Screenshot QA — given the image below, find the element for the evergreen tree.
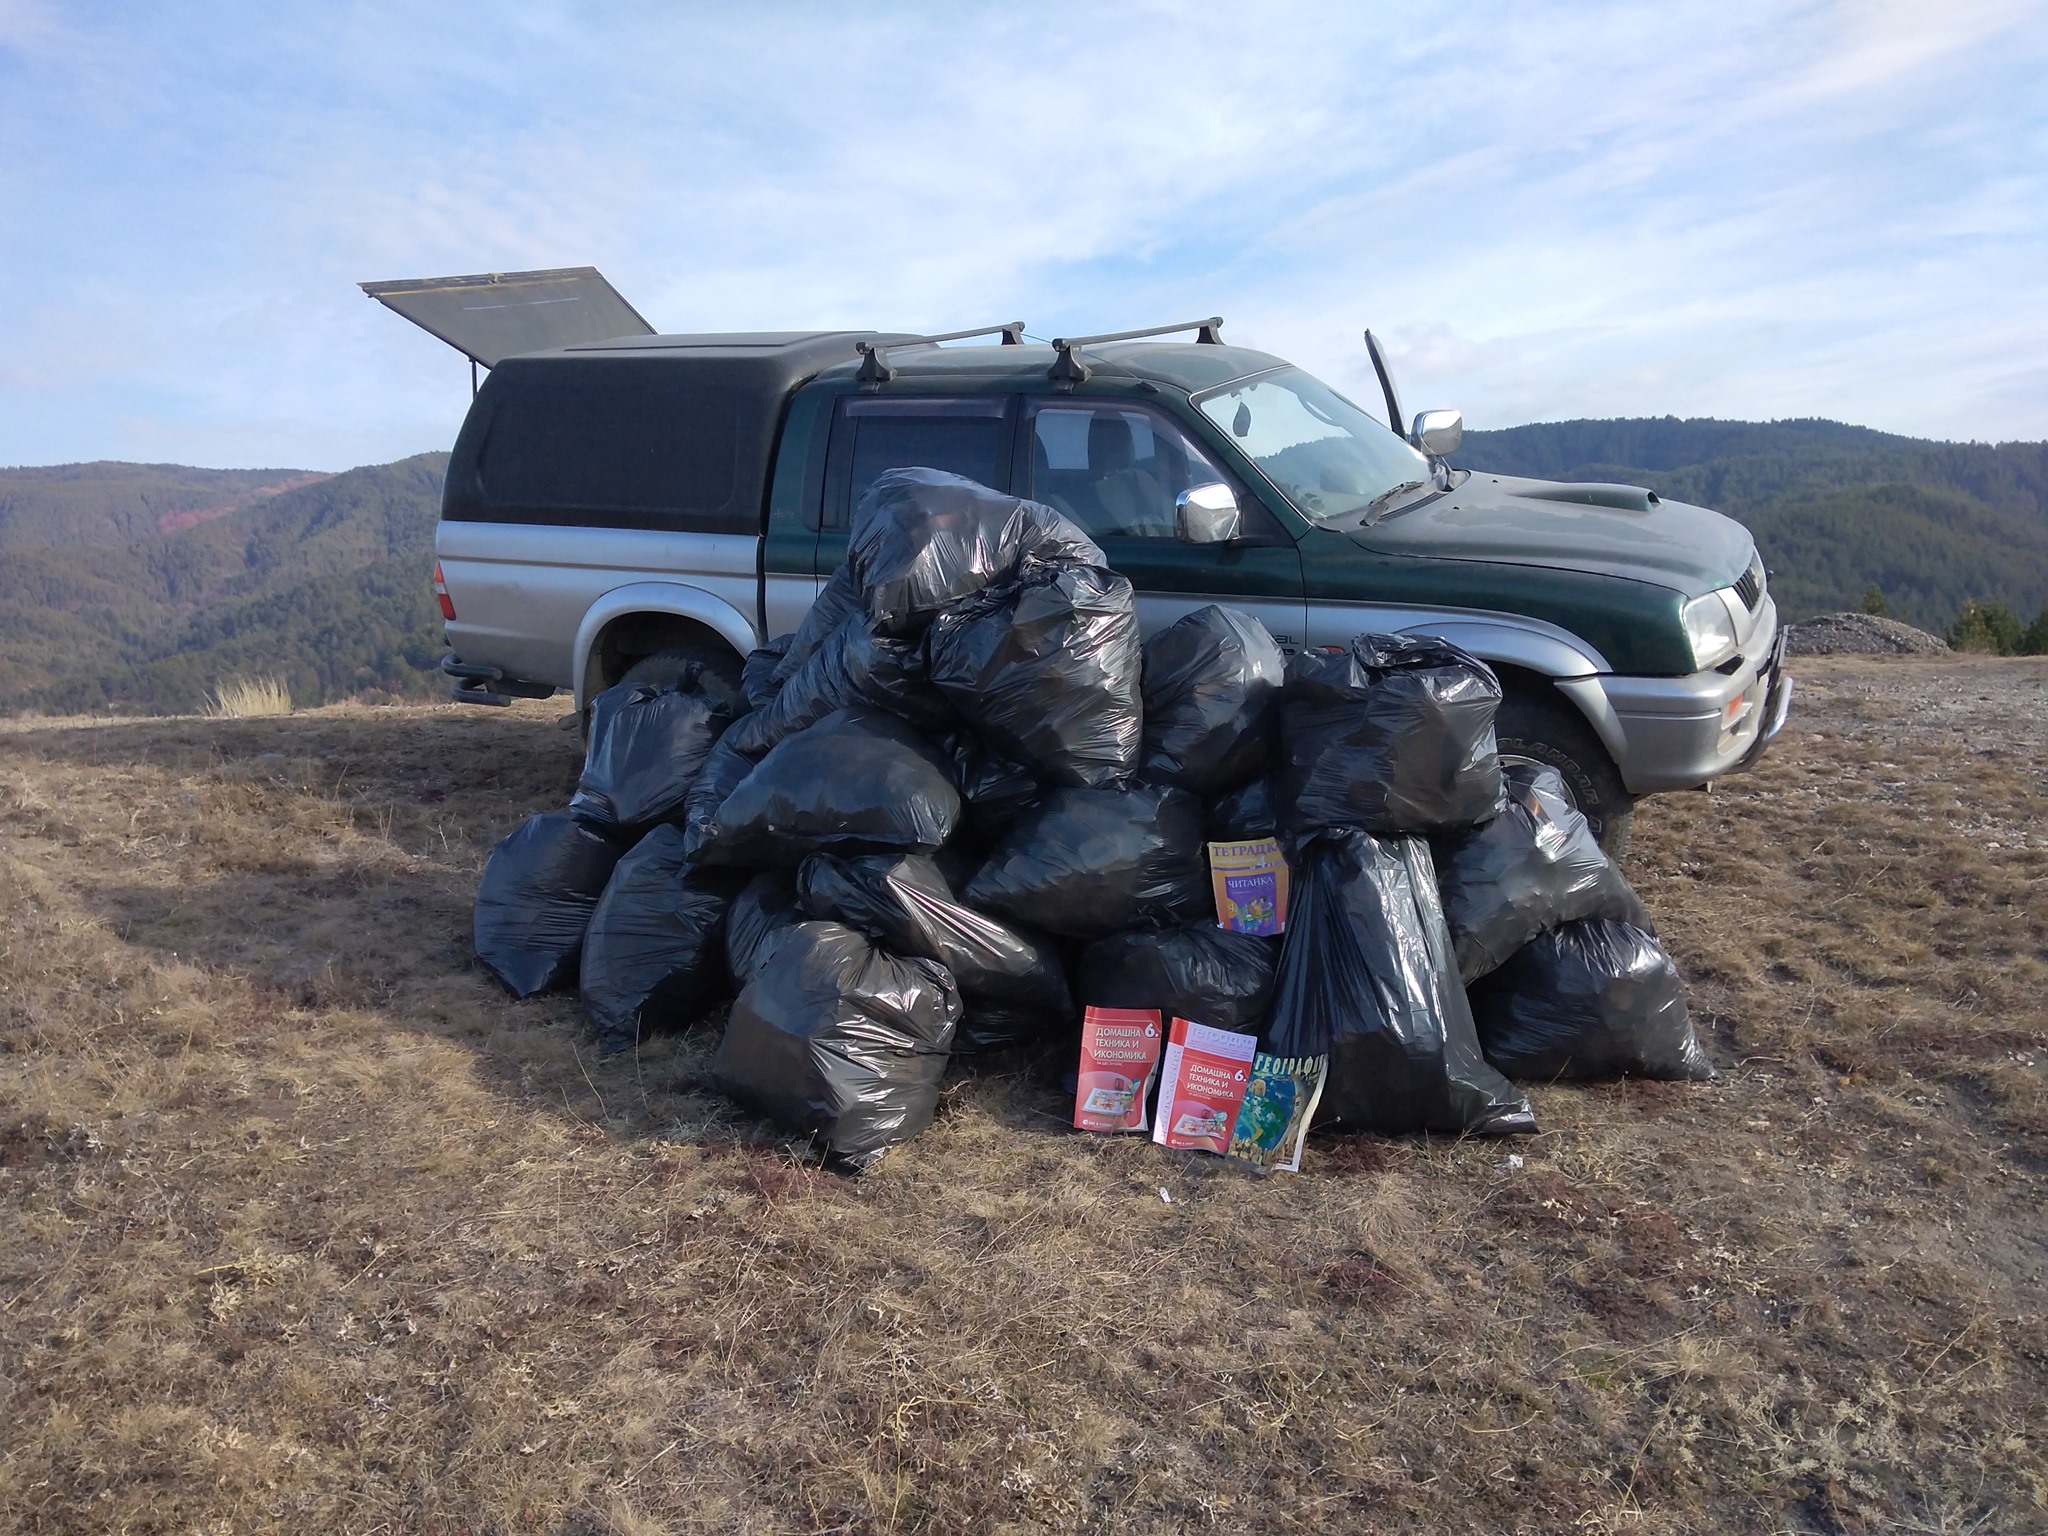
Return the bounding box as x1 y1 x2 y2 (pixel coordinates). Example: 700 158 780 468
1860 584 1888 617
1947 599 2023 654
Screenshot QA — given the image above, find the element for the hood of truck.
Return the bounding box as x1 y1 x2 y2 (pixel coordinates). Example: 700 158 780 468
1349 473 1755 596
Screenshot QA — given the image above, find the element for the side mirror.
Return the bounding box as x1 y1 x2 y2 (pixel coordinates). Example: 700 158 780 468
1411 409 1462 458
1175 482 1242 544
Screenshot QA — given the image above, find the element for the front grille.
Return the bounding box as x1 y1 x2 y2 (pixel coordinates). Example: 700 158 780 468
1733 555 1765 613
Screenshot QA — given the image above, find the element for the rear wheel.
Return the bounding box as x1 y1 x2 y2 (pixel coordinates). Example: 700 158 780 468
618 640 742 706
1494 691 1634 860
583 639 744 743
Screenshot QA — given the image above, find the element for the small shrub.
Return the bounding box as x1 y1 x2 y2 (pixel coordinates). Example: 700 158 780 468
1861 584 1889 617
203 675 293 718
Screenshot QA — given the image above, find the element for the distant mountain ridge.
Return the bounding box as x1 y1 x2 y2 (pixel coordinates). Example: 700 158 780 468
1459 417 2048 631
0 454 448 714
0 462 328 549
2 415 2043 717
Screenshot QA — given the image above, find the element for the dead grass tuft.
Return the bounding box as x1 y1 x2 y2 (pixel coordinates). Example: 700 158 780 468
0 660 2044 1532
202 673 292 718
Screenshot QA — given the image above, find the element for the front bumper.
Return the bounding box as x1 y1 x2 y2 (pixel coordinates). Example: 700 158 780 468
1582 608 1790 794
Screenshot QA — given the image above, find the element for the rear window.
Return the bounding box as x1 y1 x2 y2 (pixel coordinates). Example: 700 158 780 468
475 364 745 531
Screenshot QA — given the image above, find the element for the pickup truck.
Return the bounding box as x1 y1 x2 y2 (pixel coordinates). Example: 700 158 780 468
427 317 1789 853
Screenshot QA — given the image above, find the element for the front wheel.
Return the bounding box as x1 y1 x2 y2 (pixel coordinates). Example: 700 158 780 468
1494 691 1634 860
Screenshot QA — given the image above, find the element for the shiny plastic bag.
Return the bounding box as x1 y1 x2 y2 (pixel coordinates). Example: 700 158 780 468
945 732 1044 847
963 783 1209 939
725 612 949 757
926 562 1143 789
579 826 738 1054
773 562 863 684
1138 605 1285 795
1277 634 1504 839
711 920 962 1169
704 707 962 866
678 734 761 866
725 868 805 982
1433 763 1651 983
570 679 733 836
1078 925 1277 1034
798 851 1071 1052
849 466 1104 636
1266 829 1535 1135
741 636 791 712
1471 918 1714 1082
1205 775 1279 842
473 812 626 999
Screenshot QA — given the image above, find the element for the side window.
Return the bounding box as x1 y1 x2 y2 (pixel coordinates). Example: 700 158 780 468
818 397 1011 529
1025 402 1237 540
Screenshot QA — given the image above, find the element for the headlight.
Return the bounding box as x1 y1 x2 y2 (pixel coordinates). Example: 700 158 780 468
1682 591 1740 669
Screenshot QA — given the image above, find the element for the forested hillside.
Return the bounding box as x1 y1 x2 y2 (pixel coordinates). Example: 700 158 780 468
1459 418 2048 633
0 462 326 549
0 455 448 714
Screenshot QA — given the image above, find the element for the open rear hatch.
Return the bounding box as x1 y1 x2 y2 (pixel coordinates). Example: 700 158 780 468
360 266 653 368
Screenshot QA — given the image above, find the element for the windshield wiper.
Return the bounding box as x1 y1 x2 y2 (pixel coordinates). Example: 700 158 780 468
1357 479 1429 525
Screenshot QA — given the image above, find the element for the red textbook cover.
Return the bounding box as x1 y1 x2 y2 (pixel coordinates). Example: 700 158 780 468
1152 1017 1258 1154
1074 1006 1164 1133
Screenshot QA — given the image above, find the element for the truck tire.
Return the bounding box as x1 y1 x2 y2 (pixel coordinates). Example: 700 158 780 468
1494 691 1634 861
619 640 742 707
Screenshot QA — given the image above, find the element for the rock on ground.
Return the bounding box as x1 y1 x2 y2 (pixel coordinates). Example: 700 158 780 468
1785 612 1949 656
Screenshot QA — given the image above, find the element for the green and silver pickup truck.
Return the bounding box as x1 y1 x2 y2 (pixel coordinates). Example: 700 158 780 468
417 313 1788 853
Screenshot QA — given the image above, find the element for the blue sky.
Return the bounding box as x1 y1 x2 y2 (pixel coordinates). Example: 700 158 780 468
2 0 2043 470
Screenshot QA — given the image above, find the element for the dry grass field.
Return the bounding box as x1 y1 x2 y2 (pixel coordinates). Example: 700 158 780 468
2 653 2044 1534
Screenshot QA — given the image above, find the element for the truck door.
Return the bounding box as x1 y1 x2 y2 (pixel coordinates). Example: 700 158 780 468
808 395 1017 579
1021 400 1307 651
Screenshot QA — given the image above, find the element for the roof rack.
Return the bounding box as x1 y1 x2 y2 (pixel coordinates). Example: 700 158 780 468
855 321 1026 384
1048 316 1224 386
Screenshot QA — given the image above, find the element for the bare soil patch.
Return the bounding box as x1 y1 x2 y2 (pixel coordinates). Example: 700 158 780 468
2 655 2044 1533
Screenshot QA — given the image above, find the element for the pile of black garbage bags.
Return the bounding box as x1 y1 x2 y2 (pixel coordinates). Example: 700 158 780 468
473 467 1713 1170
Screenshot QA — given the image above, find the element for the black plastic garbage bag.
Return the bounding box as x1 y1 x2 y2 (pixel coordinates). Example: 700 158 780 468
726 869 805 982
1138 605 1285 795
963 783 1209 939
926 562 1142 788
741 636 791 712
712 920 962 1169
678 734 761 865
1266 830 1535 1135
569 679 733 836
579 826 739 1055
1277 635 1504 839
725 613 949 756
1471 918 1714 1082
704 707 962 866
1078 925 1277 1034
474 812 626 999
1433 763 1652 983
946 732 1043 846
798 852 1071 1052
1205 775 1279 842
849 466 1104 636
773 562 864 685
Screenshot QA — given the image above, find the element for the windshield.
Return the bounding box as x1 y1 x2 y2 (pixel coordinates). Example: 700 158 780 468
1196 366 1432 523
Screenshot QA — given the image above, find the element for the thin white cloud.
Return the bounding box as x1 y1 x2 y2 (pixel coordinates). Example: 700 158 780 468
0 0 2042 468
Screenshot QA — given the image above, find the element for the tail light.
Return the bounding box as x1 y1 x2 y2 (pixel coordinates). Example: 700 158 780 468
433 562 456 621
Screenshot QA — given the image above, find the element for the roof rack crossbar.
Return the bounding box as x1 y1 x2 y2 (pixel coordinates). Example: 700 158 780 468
855 321 1027 383
1048 316 1224 386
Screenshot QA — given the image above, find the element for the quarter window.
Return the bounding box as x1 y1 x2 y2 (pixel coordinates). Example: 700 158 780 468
820 397 1010 529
